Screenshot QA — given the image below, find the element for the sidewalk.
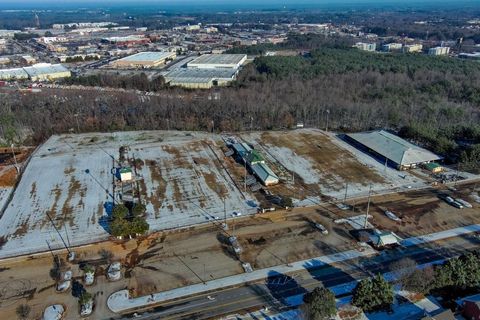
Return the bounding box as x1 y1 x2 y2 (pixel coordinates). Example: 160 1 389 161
107 223 480 313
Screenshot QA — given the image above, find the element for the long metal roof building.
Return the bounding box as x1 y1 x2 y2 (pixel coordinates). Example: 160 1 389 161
187 54 247 69
346 130 441 169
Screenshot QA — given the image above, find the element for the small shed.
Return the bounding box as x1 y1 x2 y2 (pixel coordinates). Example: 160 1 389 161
119 167 133 182
251 163 279 186
370 231 401 247
424 162 444 173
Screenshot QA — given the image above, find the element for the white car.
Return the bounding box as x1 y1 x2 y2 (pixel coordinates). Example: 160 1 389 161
314 223 329 235
455 198 473 208
242 262 253 273
56 280 71 292
107 262 122 281
232 211 242 217
63 270 72 281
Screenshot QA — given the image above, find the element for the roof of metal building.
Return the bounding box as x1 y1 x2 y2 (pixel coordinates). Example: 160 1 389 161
187 54 246 66
164 68 236 83
347 130 441 166
23 63 70 77
251 163 279 184
0 67 29 78
117 51 175 62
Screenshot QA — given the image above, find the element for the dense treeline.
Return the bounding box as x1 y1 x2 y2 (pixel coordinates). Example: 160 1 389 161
236 46 480 169
63 73 166 92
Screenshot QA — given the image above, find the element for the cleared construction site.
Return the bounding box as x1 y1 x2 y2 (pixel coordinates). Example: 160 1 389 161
0 128 477 259
0 129 479 319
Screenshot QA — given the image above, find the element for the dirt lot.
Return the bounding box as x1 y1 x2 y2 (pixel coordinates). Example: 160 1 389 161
259 130 385 187
0 205 356 320
333 183 480 238
234 129 426 207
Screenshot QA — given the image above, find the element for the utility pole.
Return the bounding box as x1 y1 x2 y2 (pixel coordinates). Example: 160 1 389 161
74 113 80 133
454 162 460 188
343 182 349 203
10 143 18 173
46 212 71 255
63 221 71 248
223 196 227 229
364 184 372 229
244 160 247 193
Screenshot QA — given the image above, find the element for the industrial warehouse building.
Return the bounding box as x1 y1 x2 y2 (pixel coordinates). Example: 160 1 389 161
0 63 70 81
187 54 247 69
23 63 71 81
164 68 237 89
346 130 441 170
164 53 246 88
0 67 29 80
111 51 176 69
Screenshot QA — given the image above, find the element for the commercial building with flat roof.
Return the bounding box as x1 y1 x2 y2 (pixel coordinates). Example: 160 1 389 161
187 54 247 69
382 43 402 52
23 63 71 81
403 44 423 53
164 68 237 89
346 130 441 170
0 63 71 81
354 42 376 52
111 51 176 68
428 47 450 56
0 68 29 80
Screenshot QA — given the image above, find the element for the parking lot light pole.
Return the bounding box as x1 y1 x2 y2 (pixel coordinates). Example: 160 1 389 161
11 143 18 173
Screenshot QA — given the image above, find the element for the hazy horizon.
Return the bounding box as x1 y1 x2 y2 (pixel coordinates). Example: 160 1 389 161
1 0 478 12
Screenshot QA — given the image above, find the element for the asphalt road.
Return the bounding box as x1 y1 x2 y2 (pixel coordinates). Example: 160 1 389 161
117 233 480 320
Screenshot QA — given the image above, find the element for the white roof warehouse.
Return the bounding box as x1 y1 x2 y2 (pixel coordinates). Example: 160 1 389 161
0 63 71 81
111 51 176 68
187 54 247 69
346 130 441 170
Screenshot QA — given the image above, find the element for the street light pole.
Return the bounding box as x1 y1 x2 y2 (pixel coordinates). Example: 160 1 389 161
244 160 247 192
364 184 372 229
10 143 18 173
74 113 80 133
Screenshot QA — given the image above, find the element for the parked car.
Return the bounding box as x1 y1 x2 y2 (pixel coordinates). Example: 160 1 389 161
439 194 464 208
242 262 253 273
314 223 329 235
455 198 472 208
107 262 122 281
